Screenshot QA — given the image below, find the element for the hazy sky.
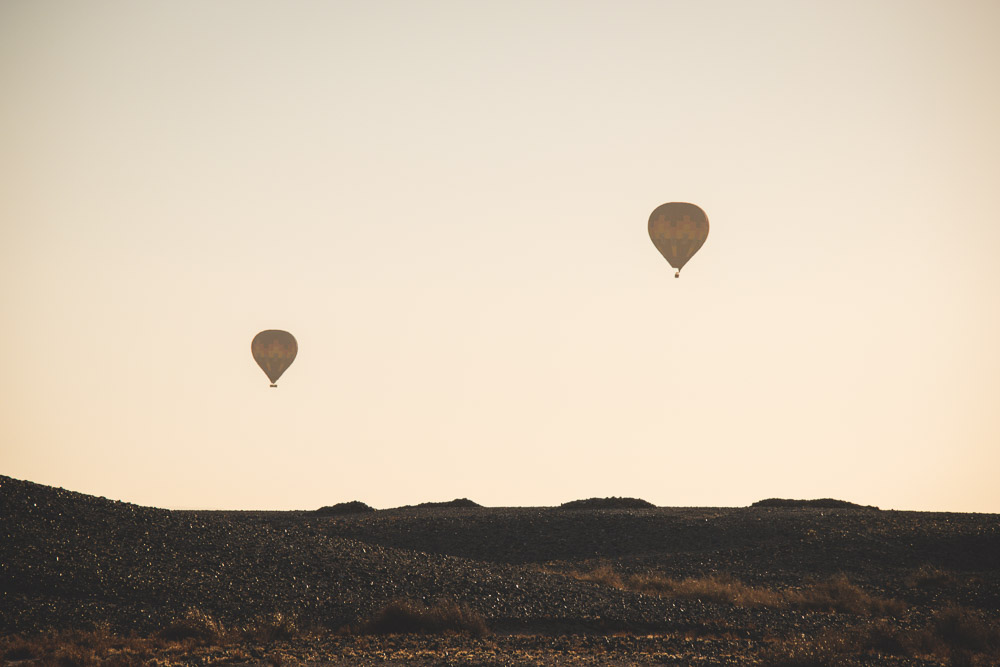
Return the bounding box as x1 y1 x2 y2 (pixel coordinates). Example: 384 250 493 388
3 1 998 512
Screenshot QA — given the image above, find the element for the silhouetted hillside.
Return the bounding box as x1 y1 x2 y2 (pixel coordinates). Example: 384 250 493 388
3 474 999 665
560 497 656 509
405 498 482 509
752 498 880 510
314 500 376 515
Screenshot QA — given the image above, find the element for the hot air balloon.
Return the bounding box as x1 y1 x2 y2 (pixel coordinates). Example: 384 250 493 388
251 330 297 387
648 202 709 277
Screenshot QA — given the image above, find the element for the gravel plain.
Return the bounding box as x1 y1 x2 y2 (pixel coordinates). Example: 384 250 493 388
2 475 998 665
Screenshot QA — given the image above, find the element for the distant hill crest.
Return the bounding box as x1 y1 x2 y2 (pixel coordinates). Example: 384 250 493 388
751 498 880 510
560 497 656 510
314 501 376 515
411 498 481 509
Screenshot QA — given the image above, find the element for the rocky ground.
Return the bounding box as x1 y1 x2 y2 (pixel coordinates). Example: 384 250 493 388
2 475 998 665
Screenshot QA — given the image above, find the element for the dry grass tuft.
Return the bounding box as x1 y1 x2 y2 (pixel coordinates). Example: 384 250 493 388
567 566 904 615
569 564 625 589
932 605 999 654
158 607 225 643
241 611 300 643
761 607 1000 666
787 574 906 616
762 624 913 666
2 635 37 661
627 572 786 607
354 599 488 637
906 564 960 590
0 627 156 666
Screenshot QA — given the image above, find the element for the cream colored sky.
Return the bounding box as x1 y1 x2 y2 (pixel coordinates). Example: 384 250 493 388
2 1 998 512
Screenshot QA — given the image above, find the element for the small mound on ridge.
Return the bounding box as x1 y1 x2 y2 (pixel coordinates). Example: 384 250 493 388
413 498 481 509
560 497 655 510
314 500 376 515
751 498 880 510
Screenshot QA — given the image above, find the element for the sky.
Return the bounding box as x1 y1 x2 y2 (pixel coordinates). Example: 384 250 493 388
2 0 999 512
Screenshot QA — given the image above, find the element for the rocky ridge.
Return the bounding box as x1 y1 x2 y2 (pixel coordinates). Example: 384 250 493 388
2 475 999 664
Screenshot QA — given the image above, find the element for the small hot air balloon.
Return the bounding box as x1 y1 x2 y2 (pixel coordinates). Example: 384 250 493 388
648 202 709 277
251 330 297 387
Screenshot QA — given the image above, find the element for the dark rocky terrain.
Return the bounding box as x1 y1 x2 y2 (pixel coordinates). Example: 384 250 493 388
2 474 998 665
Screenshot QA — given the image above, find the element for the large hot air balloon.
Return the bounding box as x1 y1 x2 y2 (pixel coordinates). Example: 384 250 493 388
648 202 709 277
251 330 297 387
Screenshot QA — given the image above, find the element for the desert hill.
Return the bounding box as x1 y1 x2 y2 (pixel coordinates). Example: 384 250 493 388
2 475 998 664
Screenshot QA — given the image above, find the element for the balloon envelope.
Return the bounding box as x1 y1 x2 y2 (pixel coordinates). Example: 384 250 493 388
648 202 709 275
251 330 297 387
